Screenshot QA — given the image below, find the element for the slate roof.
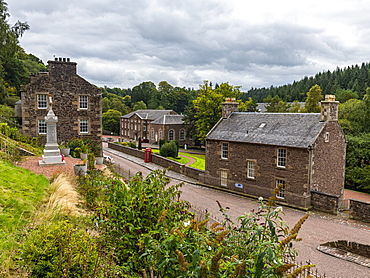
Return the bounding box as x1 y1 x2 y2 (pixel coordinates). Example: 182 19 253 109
206 112 326 148
121 110 176 120
150 114 184 125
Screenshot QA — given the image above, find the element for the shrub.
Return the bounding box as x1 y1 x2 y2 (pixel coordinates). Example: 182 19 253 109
20 221 102 277
160 141 178 158
99 170 191 271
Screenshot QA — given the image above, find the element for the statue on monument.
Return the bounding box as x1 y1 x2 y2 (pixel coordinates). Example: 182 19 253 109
39 96 66 166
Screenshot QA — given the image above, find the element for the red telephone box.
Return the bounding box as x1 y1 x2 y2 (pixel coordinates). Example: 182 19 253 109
144 148 152 163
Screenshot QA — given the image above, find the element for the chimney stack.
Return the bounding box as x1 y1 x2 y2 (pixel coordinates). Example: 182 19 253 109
222 98 239 119
320 95 339 122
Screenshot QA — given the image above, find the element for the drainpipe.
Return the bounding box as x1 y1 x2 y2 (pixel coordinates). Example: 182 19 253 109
307 145 314 207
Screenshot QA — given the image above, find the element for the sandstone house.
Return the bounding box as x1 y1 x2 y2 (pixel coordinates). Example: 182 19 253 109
19 58 102 145
205 96 346 209
120 110 192 145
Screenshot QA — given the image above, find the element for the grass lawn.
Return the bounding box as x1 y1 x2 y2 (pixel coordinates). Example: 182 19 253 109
0 160 49 272
152 149 205 170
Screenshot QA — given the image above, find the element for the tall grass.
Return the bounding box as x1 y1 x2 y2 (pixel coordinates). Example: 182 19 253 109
34 173 82 223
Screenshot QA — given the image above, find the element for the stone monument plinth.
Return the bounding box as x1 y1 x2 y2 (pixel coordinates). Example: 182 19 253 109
39 99 66 167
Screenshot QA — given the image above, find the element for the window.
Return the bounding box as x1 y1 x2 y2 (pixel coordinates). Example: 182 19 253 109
37 94 47 109
38 120 47 134
151 129 155 140
169 129 174 141
159 129 162 140
221 142 229 159
79 95 88 109
277 148 286 168
275 179 285 199
325 132 329 142
246 160 255 179
220 169 228 186
179 129 185 140
80 119 88 133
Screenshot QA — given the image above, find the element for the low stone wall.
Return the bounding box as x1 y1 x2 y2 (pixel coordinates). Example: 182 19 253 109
107 142 205 181
350 199 370 223
311 191 340 214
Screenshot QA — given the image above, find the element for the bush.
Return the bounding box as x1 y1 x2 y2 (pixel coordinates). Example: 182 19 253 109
99 170 191 271
160 141 178 158
20 221 104 277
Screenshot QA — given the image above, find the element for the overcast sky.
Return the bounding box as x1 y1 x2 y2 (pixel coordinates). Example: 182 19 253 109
8 0 370 91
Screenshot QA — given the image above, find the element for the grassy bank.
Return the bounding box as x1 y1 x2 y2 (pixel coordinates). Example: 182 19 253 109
0 160 49 274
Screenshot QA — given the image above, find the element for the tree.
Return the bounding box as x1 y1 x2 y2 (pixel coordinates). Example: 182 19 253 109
335 89 359 103
263 95 290 112
102 109 122 134
303 85 323 113
192 81 242 143
243 97 258 112
289 100 302 113
132 100 147 111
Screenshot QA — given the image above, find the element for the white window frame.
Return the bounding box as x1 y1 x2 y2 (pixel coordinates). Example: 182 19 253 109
79 95 88 109
221 142 229 159
37 94 48 109
220 169 228 186
179 129 185 140
38 119 47 134
169 129 174 141
246 160 255 179
275 179 285 199
325 132 329 142
80 119 89 133
277 148 287 168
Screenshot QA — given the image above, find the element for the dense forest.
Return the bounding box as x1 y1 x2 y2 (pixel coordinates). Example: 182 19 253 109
243 63 370 102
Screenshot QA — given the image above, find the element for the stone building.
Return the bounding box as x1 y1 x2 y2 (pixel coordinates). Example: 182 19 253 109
120 110 177 142
20 58 102 145
149 114 193 146
205 96 346 209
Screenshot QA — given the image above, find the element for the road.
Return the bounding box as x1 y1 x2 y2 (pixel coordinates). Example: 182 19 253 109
103 145 370 278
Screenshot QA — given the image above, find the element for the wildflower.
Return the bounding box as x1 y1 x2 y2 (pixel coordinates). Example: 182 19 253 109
208 245 212 251
258 197 264 201
184 220 191 227
275 206 283 212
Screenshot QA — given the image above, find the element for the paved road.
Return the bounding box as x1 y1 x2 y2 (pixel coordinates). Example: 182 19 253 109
103 145 370 278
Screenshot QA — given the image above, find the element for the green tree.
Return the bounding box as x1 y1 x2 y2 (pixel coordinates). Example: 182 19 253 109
192 81 242 143
132 100 147 111
335 89 359 103
243 96 258 112
263 95 290 112
102 109 122 134
303 85 323 113
289 100 302 113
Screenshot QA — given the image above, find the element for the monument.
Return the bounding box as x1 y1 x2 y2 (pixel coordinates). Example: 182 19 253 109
39 97 66 167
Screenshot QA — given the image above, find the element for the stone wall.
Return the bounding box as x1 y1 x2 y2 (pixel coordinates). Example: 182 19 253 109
350 199 370 223
107 142 205 180
311 191 340 214
205 140 311 208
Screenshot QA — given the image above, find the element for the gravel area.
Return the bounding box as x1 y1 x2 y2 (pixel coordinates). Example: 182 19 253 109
18 156 104 179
